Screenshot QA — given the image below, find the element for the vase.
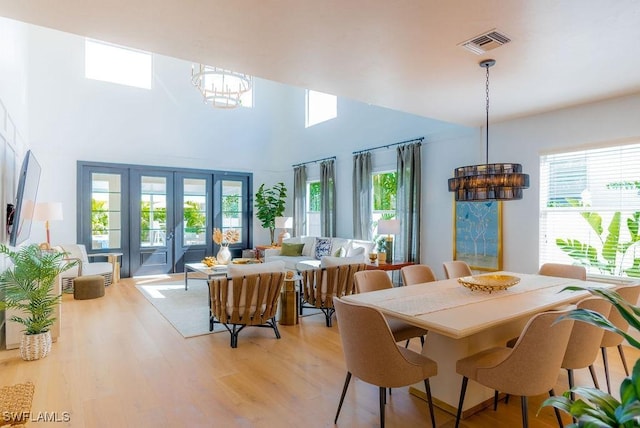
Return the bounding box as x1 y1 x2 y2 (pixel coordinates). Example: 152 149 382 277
20 331 52 361
217 245 232 265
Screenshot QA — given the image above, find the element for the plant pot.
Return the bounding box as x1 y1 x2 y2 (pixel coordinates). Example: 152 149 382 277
217 246 232 265
20 331 52 361
378 252 387 264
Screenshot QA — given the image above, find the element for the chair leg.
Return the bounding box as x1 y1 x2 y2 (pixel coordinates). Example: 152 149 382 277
520 396 528 428
617 344 630 375
588 364 600 389
455 376 468 428
269 317 281 339
404 339 410 348
549 389 563 428
379 386 386 428
567 368 575 401
602 347 612 394
334 372 352 424
494 390 499 410
505 394 510 404
424 379 436 428
420 335 425 348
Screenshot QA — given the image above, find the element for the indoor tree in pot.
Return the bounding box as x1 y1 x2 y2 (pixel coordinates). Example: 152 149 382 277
255 182 287 245
0 244 77 361
541 286 640 426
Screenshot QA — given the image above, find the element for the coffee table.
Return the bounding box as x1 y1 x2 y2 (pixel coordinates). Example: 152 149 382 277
184 262 227 290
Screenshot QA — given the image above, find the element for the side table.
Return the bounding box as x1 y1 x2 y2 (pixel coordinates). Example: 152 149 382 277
366 261 415 286
279 274 301 325
90 252 123 283
255 245 281 261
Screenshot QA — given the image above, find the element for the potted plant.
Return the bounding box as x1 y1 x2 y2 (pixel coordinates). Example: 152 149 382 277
541 285 640 426
255 182 287 245
0 244 77 360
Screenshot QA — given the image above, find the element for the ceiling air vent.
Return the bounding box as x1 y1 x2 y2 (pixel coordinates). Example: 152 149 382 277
459 29 511 55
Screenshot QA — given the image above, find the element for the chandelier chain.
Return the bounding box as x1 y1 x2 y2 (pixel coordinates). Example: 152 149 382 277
485 61 490 164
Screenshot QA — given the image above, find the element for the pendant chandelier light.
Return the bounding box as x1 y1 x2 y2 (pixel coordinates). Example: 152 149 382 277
448 59 529 201
191 64 252 109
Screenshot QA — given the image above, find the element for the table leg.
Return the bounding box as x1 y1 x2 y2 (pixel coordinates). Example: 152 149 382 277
184 268 189 290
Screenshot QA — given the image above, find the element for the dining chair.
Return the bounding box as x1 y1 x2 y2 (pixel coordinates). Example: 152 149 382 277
454 309 574 428
401 264 437 286
209 261 285 348
299 263 366 327
354 270 427 348
443 260 472 279
538 263 586 280
562 297 611 399
333 297 438 428
600 284 640 393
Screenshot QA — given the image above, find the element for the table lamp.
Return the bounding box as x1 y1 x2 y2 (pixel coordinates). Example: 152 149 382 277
377 219 400 263
275 216 293 246
34 202 63 249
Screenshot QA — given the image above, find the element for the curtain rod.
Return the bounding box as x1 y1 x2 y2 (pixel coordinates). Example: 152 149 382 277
352 137 424 155
292 156 336 168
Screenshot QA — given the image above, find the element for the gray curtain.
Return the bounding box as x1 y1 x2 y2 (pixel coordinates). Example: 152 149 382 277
293 165 307 237
352 152 372 240
320 159 336 237
396 143 421 262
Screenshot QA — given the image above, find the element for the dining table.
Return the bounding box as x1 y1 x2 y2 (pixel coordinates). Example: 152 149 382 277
341 271 614 418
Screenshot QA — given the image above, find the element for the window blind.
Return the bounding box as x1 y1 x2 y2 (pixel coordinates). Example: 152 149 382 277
539 142 640 279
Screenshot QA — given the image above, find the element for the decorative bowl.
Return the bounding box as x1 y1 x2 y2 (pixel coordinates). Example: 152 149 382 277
457 274 520 293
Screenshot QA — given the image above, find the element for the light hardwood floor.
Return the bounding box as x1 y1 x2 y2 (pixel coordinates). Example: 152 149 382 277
1 275 637 427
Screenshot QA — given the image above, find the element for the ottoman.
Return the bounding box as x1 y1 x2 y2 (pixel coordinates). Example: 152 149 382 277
73 275 105 300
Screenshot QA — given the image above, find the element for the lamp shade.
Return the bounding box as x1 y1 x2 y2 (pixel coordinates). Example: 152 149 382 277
377 219 400 235
33 202 63 221
275 216 293 229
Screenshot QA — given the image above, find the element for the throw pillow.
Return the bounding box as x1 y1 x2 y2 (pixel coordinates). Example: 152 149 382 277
314 237 332 260
280 243 305 257
320 255 363 267
346 246 365 258
333 246 346 257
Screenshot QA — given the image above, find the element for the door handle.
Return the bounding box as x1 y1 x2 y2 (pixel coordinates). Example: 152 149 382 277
167 231 175 241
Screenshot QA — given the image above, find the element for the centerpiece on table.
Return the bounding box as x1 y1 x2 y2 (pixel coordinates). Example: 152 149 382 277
213 228 240 265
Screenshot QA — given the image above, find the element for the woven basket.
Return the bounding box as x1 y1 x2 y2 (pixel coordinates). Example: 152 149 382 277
20 331 52 361
0 382 35 425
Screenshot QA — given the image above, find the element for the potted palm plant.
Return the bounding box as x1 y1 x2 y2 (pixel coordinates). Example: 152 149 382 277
0 244 77 360
255 182 287 245
541 285 640 426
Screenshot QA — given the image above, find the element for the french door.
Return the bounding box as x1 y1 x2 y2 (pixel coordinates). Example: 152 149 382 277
78 162 252 277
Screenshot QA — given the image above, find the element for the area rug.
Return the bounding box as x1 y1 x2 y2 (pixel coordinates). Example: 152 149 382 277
135 276 225 338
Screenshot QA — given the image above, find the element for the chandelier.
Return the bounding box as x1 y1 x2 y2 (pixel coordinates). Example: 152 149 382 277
191 64 252 109
448 59 529 201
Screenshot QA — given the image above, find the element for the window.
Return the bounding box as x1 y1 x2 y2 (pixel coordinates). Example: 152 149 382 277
221 180 244 242
305 90 337 128
372 171 397 235
91 173 122 250
306 181 321 236
85 39 152 89
540 143 640 279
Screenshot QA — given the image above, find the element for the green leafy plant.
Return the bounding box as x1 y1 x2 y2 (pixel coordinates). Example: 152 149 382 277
541 286 640 426
556 206 640 277
0 244 78 335
183 200 206 234
255 182 287 245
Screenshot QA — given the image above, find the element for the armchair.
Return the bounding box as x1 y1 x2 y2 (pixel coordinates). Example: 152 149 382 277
57 244 113 291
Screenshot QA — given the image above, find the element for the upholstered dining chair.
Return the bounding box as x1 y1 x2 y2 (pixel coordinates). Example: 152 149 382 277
354 270 427 348
208 261 285 348
299 262 366 327
600 284 640 393
443 260 472 279
538 263 587 280
333 297 438 428
561 297 611 399
454 310 574 428
401 264 437 286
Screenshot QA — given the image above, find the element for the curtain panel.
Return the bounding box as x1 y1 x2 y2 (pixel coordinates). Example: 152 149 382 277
352 152 372 240
396 143 421 262
320 159 337 237
293 165 307 237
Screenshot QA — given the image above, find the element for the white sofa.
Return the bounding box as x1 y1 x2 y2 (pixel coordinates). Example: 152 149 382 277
264 236 375 271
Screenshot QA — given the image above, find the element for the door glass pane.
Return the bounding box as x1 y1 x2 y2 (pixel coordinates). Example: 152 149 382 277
183 178 207 245
222 180 243 242
91 173 122 249
141 176 167 247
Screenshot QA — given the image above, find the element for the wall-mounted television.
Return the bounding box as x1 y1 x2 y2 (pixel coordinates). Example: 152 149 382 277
7 150 41 247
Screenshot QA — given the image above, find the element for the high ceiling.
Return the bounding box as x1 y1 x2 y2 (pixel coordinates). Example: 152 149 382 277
1 0 640 126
